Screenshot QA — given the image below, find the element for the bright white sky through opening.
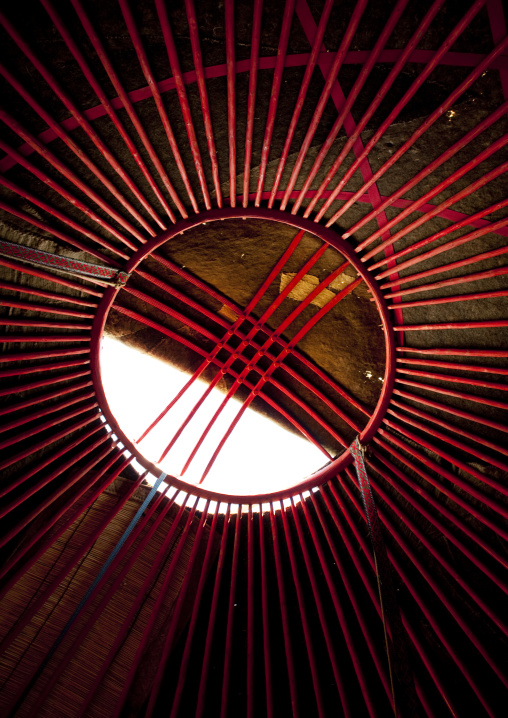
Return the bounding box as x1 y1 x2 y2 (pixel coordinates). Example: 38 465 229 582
100 337 325 497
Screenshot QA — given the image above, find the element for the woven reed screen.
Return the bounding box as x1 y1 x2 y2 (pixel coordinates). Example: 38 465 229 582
0 476 216 718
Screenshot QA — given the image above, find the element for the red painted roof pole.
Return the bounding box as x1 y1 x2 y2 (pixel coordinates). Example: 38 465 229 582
119 0 199 214
40 0 166 229
184 0 222 207
155 0 211 210
255 0 296 206
267 0 334 208
329 30 508 228
70 0 180 221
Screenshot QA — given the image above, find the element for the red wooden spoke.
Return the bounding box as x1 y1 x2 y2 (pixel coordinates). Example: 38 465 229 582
396 366 508 393
0 421 102 503
134 268 230 329
246 505 255 718
290 497 354 715
302 0 446 220
0 60 155 238
151 246 371 410
393 319 508 332
398 346 508 357
0 298 94 319
147 498 213 718
23 483 179 717
167 503 221 718
0 389 93 430
374 431 502 544
0 443 128 595
70 0 180 222
377 426 508 538
394 380 508 434
396 355 508 377
395 374 508 411
39 0 165 229
225 0 236 208
0 319 90 334
370 196 508 274
0 281 98 307
218 502 242 718
0 7 162 232
242 0 263 208
77 490 192 718
193 277 361 483
0 347 90 362
0 429 111 554
255 0 296 206
3 46 508 178
0 137 138 252
279 503 327 717
0 378 93 419
194 505 232 718
0 334 91 344
360 147 508 262
269 503 300 716
380 246 508 295
337 473 499 717
290 0 409 216
184 0 222 207
0 108 148 244
362 135 508 263
334 33 508 236
340 470 507 713
0 407 98 476
322 0 493 228
118 0 199 214
268 0 334 208
327 477 460 716
392 385 508 436
280 0 368 211
0 452 133 607
293 0 407 333
388 287 508 310
110 494 197 718
387 404 508 473
257 507 274 717
363 457 508 635
317 485 393 702
136 358 212 444
327 67 505 231
0 367 92 400
0 189 125 262
0 399 97 454
299 494 380 717
155 0 211 210
371 444 507 572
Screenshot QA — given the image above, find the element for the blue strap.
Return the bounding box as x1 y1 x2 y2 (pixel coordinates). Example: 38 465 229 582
64 471 167 631
30 472 167 679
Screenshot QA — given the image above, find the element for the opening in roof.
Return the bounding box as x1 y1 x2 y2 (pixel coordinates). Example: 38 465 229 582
92 209 395 503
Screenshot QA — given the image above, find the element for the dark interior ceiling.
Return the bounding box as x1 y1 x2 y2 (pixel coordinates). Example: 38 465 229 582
0 0 507 715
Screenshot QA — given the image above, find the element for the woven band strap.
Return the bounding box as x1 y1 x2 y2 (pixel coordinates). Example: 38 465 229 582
0 239 130 286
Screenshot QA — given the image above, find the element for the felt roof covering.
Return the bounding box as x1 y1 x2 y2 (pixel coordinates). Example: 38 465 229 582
0 0 507 715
